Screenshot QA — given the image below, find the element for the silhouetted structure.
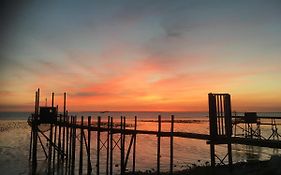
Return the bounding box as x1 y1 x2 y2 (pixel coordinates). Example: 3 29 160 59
28 89 281 175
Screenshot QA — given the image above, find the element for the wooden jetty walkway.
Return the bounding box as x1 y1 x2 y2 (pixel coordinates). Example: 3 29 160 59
28 89 281 175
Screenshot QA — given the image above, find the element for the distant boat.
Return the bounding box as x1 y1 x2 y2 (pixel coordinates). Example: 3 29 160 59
100 111 109 113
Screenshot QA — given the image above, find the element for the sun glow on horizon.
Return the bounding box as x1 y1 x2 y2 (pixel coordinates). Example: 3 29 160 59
1 1 281 112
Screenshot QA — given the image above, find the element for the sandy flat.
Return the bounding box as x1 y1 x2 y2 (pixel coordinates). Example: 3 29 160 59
0 120 30 175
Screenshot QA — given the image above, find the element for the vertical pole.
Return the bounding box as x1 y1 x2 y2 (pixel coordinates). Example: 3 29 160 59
120 116 125 174
71 116 77 175
36 88 40 116
210 144 215 168
157 115 161 175
29 126 33 161
79 116 84 175
63 92 66 116
34 91 38 115
124 117 126 172
51 91 55 173
68 116 73 174
132 116 137 174
57 115 62 172
106 116 110 175
97 116 101 175
123 117 126 174
62 92 66 160
209 93 217 168
110 117 113 175
32 90 39 174
170 115 174 174
65 115 69 175
224 95 233 168
220 95 224 135
48 123 53 174
51 92 54 108
53 120 57 173
87 116 92 175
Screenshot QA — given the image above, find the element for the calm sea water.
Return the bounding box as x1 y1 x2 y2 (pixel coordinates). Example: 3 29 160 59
0 111 280 174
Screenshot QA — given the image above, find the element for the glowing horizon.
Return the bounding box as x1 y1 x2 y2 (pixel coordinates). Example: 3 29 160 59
1 1 281 112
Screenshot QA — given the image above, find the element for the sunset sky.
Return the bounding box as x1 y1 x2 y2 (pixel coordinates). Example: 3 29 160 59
1 0 281 112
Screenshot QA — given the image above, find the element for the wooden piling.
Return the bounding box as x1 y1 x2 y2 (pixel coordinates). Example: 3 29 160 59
29 127 33 161
121 116 125 174
49 91 54 174
106 116 110 175
97 116 101 175
71 116 77 175
68 116 73 174
57 115 62 171
110 117 113 175
32 90 39 174
31 120 38 174
157 115 161 175
51 92 54 107
133 116 137 174
48 123 53 173
208 93 217 167
123 117 126 174
53 120 57 173
65 115 69 175
170 115 174 174
62 92 66 161
79 116 84 175
224 95 233 168
87 116 92 175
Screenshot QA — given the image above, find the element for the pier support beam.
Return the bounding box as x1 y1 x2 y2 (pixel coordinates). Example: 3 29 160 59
170 115 174 174
132 116 137 174
97 116 101 175
157 115 161 175
79 116 84 175
87 116 92 175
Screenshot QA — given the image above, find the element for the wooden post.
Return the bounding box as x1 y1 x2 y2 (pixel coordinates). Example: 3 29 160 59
29 127 33 161
224 95 233 168
70 116 73 174
53 119 57 173
120 116 125 174
208 93 217 167
51 91 55 173
51 92 54 107
65 115 69 174
57 115 62 171
110 117 113 175
170 115 174 174
157 115 161 175
62 92 66 160
133 116 137 174
68 116 73 174
48 123 53 174
32 90 39 174
97 116 101 175
87 116 92 175
79 116 84 175
71 116 77 175
132 116 137 174
106 116 110 175
219 95 224 135
123 116 126 173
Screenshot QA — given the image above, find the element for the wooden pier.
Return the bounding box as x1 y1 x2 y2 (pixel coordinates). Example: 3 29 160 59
28 89 281 174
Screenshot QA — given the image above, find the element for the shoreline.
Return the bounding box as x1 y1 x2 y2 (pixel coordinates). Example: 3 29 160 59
125 156 281 175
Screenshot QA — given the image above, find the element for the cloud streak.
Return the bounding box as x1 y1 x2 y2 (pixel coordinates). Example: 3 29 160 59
1 1 281 111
